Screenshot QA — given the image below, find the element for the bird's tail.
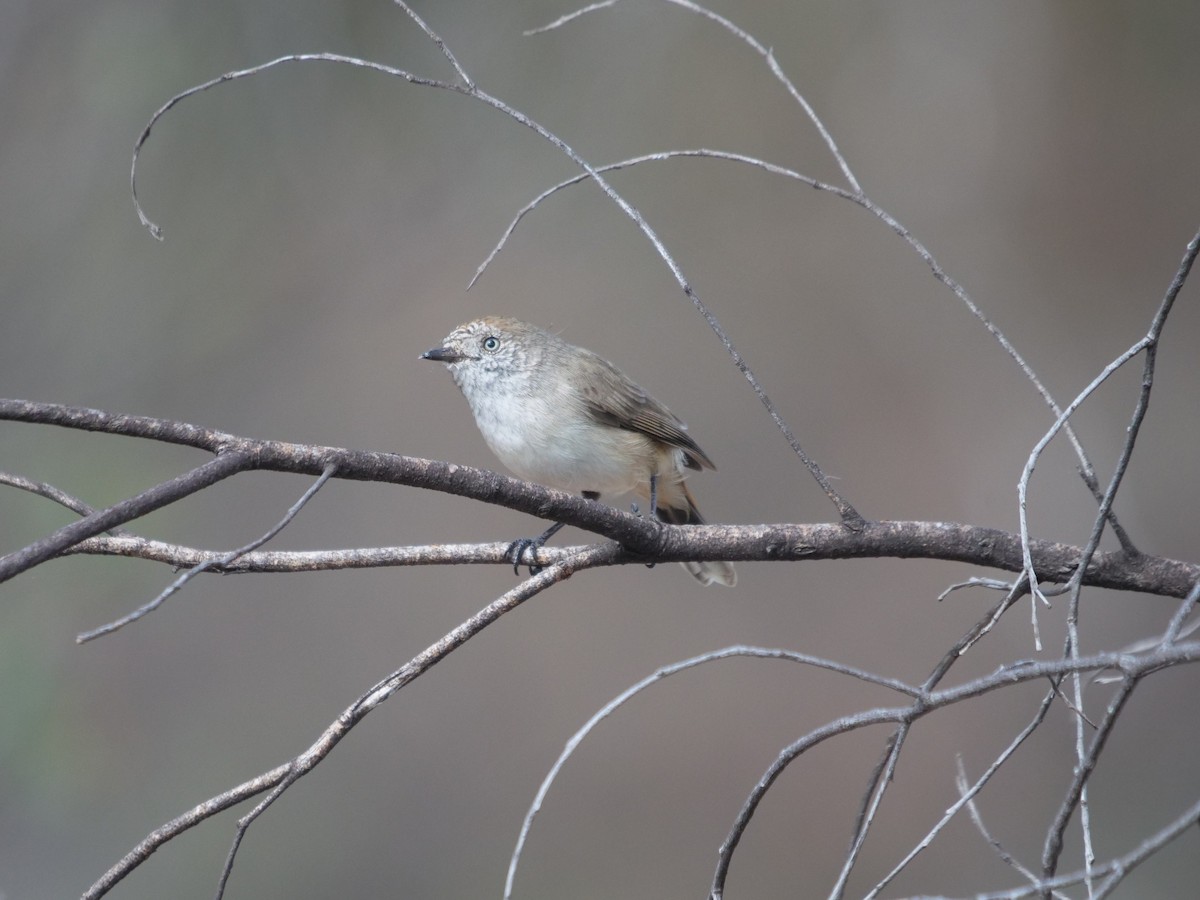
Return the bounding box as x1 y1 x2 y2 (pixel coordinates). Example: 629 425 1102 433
657 481 737 587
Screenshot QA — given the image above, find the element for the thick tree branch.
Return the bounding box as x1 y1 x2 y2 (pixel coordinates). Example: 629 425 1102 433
0 449 254 583
2 399 1196 598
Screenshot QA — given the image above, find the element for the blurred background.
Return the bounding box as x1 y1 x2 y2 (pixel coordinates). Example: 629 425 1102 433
2 1 1199 897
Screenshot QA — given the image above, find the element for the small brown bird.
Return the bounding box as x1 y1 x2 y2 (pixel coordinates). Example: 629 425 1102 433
422 316 736 586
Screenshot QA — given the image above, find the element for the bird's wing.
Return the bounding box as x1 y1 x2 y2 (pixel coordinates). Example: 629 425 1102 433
579 352 716 471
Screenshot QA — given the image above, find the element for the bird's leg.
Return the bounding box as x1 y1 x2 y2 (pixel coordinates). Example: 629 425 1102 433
630 474 658 519
506 491 601 576
644 474 658 569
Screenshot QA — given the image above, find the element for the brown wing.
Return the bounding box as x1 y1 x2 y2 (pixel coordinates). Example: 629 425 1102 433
579 350 716 471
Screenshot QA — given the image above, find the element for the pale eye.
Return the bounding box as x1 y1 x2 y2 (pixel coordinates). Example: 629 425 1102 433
482 335 501 352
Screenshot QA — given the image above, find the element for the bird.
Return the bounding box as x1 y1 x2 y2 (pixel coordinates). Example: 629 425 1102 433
421 316 736 586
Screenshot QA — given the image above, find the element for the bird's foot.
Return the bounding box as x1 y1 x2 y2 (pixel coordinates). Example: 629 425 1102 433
506 520 566 576
506 537 542 576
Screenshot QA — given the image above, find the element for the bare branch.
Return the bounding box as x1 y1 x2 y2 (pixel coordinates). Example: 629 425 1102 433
1024 228 1200 887
80 761 294 900
0 449 253 584
7 6 1192 897
920 793 1200 898
708 644 1200 899
836 583 1036 896
1161 579 1200 646
527 0 862 193
1040 676 1138 889
937 576 1017 602
75 464 338 643
506 646 919 900
65 534 594 572
524 0 621 35
1089 796 1200 898
81 544 615 900
866 693 1061 898
468 149 824 289
662 0 862 192
391 0 474 88
832 722 910 899
0 470 128 535
956 757 1072 900
131 53 466 240
1019 228 1200 606
3 403 1196 598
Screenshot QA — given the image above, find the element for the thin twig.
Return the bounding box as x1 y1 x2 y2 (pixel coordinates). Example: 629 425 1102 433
1018 228 1200 619
505 646 919 900
0 450 254 584
1017 338 1159 616
1089 797 1200 898
524 0 621 35
467 150 823 290
131 54 468 239
204 547 610 900
936 576 1017 602
662 0 862 192
956 757 1073 900
391 0 474 88
831 723 909 899
526 0 861 192
865 692 1061 898
1161 578 1200 646
707 643 1200 900
0 471 129 535
927 793 1200 899
1030 229 1199 892
1040 676 1139 890
81 545 614 900
75 464 338 643
834 586 1030 897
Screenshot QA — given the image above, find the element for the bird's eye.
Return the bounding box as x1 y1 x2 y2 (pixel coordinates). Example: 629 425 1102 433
481 335 501 352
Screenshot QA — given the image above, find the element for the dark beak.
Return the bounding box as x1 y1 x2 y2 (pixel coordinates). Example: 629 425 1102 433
421 346 466 362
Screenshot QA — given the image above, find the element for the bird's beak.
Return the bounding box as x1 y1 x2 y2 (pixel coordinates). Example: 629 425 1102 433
421 346 466 363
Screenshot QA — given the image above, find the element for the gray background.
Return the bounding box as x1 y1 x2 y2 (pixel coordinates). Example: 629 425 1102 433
2 2 1198 897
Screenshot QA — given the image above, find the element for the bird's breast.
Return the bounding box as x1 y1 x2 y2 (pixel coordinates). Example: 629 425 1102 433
467 388 657 496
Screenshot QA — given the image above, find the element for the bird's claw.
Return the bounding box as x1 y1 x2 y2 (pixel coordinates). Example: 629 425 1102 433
506 537 544 576
505 521 566 577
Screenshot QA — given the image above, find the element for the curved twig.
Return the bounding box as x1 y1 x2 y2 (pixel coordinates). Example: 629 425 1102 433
708 643 1200 899
81 544 615 900
506 646 920 899
0 471 129 535
75 464 338 643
